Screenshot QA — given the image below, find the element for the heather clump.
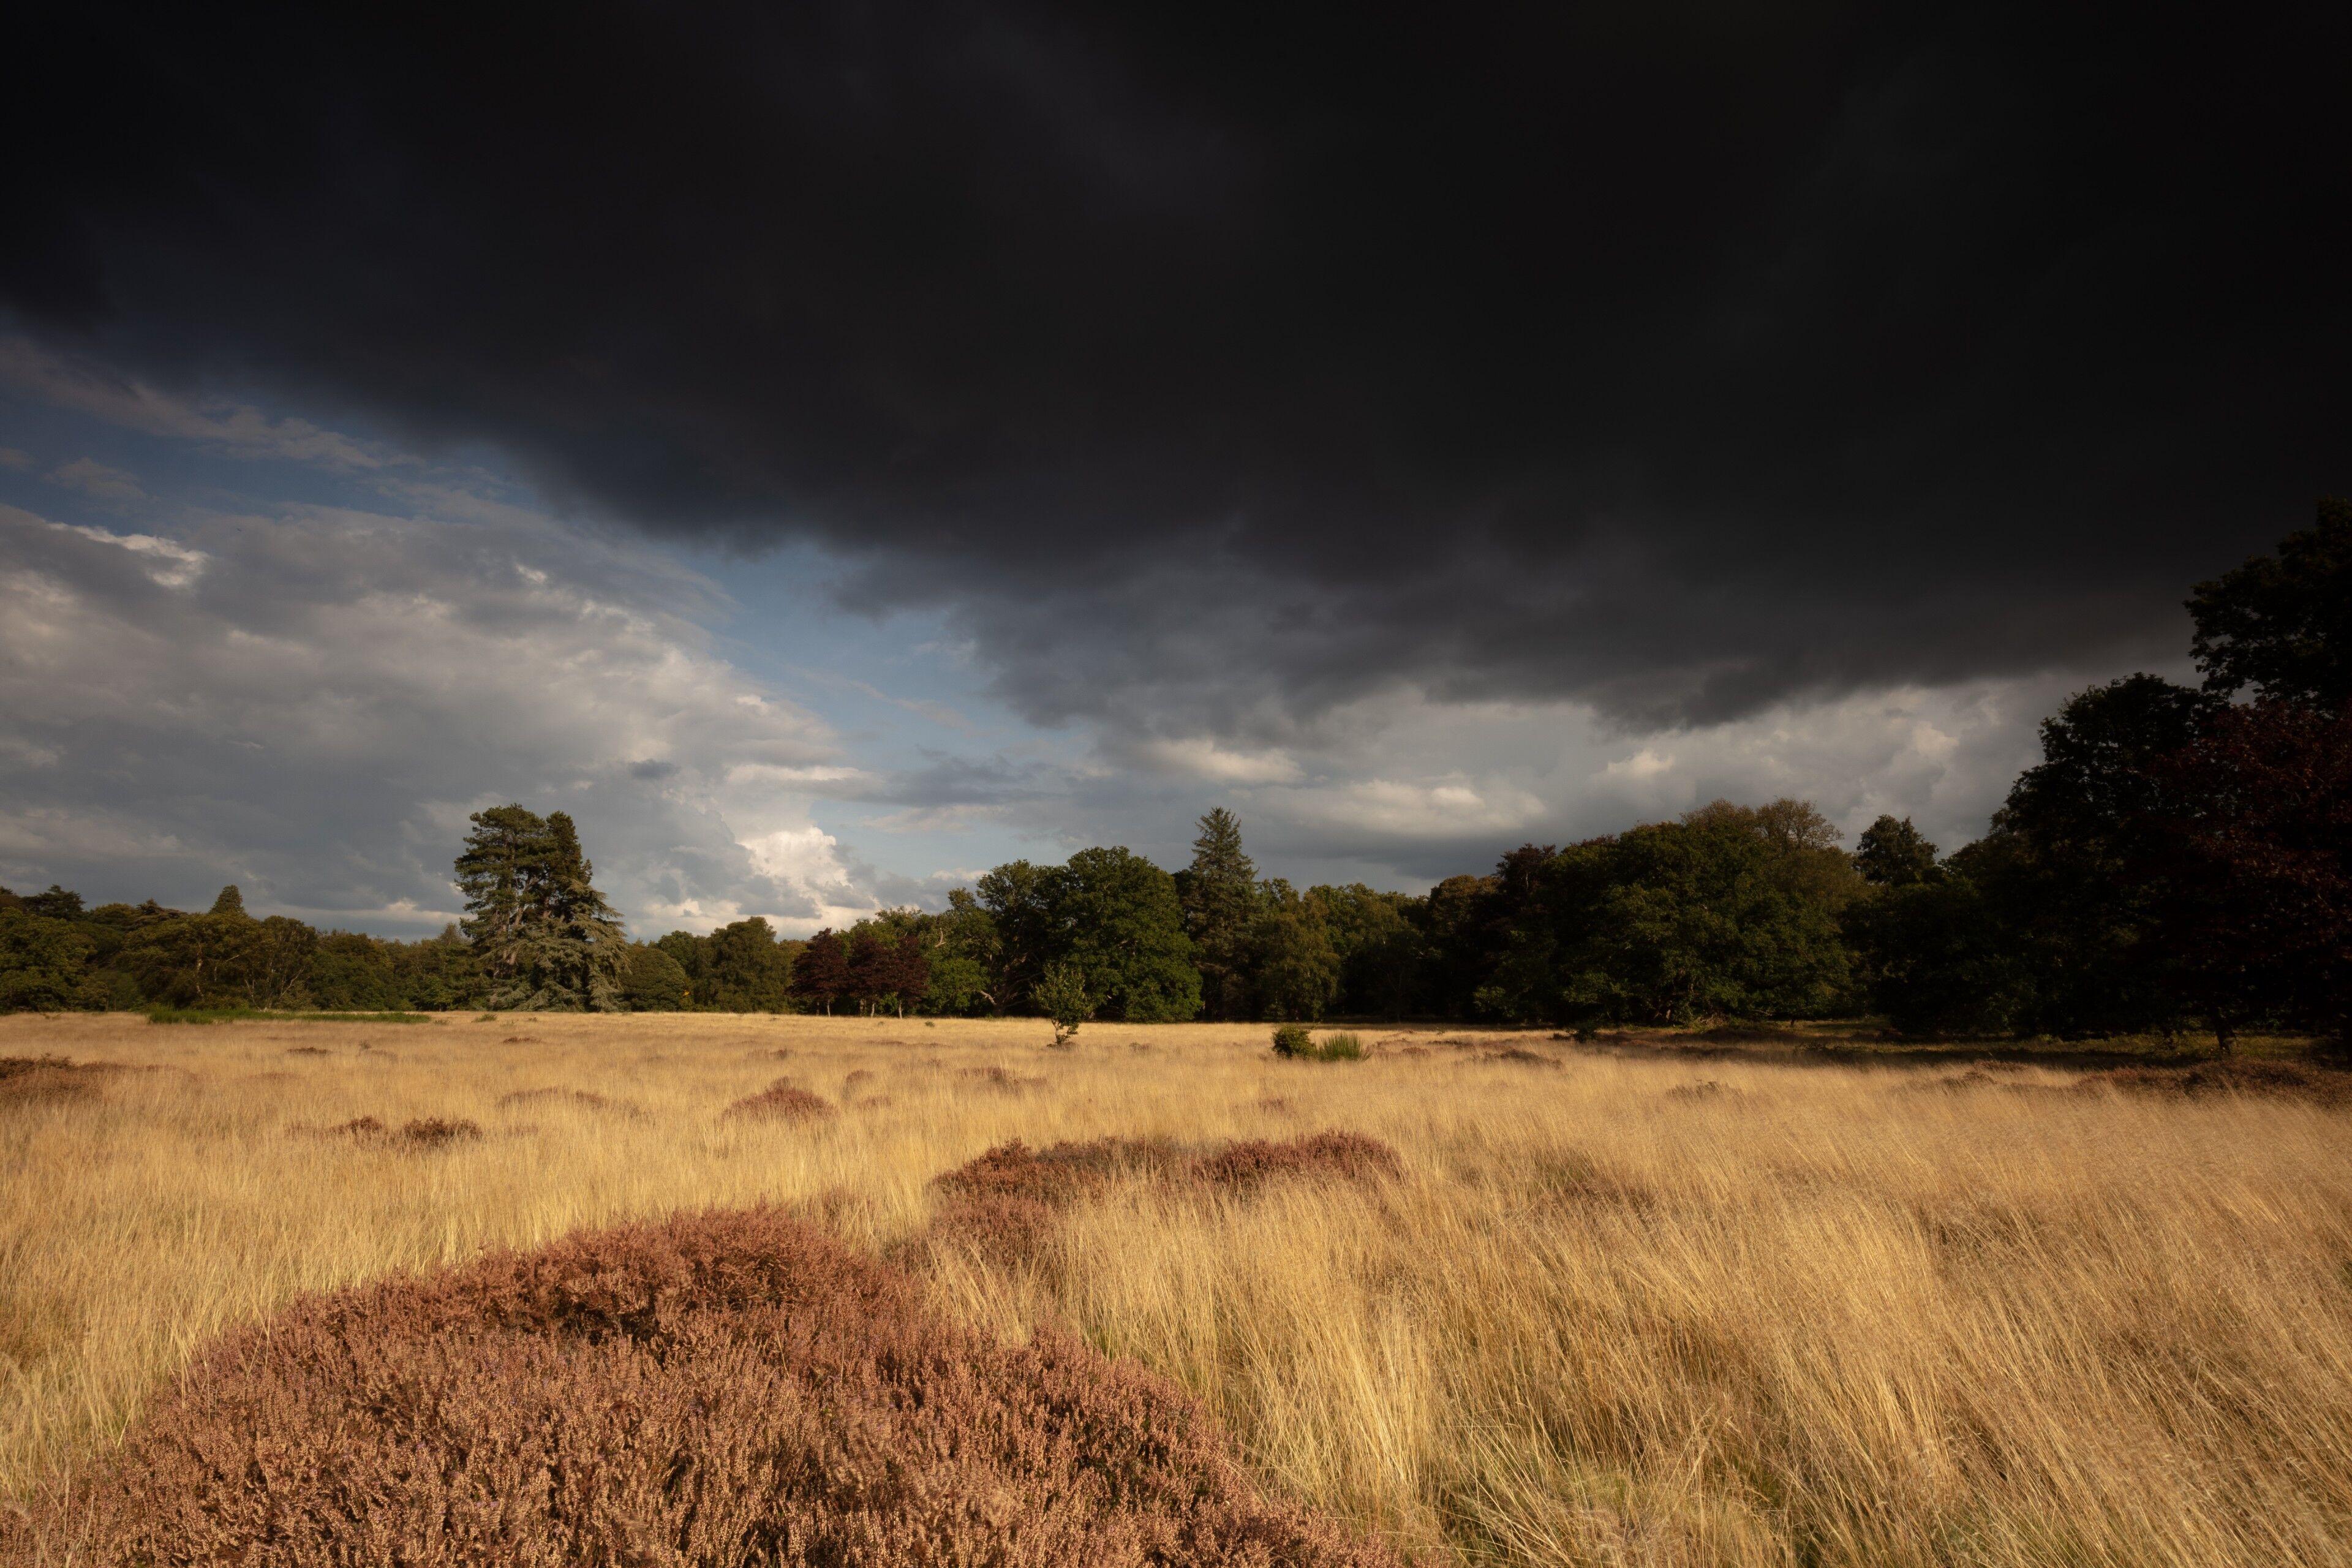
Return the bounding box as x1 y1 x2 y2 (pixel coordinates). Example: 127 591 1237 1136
935 1136 1186 1210
301 1116 482 1147
10 1208 1392 1568
0 1055 105 1104
1193 1130 1403 1192
496 1087 616 1112
927 1137 1183 1268
398 1117 481 1147
925 1132 1401 1266
724 1079 835 1122
2076 1058 2352 1105
958 1063 1047 1093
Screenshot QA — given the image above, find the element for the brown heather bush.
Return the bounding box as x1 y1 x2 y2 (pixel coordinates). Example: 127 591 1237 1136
497 1087 617 1112
0 1054 77 1079
2078 1057 2352 1105
298 1116 482 1147
398 1117 483 1148
1191 1130 1403 1191
7 1208 1393 1568
935 1136 1188 1209
282 1045 329 1057
924 1132 1402 1268
1483 1047 1561 1068
725 1079 835 1122
959 1063 1047 1093
1 1056 100 1105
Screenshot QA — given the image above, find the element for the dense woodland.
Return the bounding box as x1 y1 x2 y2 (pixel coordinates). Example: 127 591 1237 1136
5 506 2347 1047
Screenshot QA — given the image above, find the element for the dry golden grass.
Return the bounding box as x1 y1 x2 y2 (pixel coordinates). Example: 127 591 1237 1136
4 1010 2351 1566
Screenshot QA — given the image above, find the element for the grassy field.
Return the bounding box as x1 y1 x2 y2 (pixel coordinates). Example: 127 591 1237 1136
4 1010 2351 1565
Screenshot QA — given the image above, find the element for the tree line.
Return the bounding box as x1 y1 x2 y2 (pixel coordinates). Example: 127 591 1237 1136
5 505 2345 1047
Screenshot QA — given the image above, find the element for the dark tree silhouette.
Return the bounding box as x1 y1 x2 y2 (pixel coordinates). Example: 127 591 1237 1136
1853 816 1939 888
790 928 851 1016
2151 699 2352 1053
2190 497 2352 708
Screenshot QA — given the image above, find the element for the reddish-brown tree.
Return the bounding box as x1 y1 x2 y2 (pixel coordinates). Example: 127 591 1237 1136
785 927 850 1015
2150 699 2352 1052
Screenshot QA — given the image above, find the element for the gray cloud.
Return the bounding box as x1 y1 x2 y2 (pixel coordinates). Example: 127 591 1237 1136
4 1 2340 750
0 496 902 935
46 457 145 503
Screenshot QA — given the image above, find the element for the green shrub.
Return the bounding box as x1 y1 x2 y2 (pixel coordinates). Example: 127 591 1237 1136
1272 1025 1360 1060
1034 963 1093 1047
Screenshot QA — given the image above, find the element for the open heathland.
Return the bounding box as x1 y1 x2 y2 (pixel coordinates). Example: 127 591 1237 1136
4 1011 2351 1566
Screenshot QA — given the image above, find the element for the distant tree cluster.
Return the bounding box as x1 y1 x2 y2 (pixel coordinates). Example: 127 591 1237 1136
0 882 480 1014
1844 500 2352 1050
6 505 2345 1044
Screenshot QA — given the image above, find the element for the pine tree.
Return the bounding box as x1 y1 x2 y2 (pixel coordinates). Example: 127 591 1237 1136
209 885 248 918
453 805 629 1011
1183 807 1256 1019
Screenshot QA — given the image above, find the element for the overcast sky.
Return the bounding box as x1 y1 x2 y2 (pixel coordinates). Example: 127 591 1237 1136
3 2 2346 936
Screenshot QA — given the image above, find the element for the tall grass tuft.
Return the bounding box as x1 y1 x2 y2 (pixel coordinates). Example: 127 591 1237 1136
1274 1025 1361 1060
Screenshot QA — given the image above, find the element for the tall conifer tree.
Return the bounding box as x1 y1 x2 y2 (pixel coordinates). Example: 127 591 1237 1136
1182 807 1256 1020
454 805 628 1011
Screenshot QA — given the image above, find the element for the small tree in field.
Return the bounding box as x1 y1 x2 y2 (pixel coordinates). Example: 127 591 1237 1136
1034 962 1091 1047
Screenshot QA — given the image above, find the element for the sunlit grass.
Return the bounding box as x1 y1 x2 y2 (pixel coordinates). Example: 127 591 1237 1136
4 1011 2349 1565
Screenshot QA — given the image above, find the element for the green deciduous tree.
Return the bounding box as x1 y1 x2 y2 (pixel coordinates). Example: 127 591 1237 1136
621 943 691 1011
699 917 792 1012
971 860 1058 1011
0 907 100 1011
1853 816 1940 887
1240 881 1341 1021
22 886 86 921
1052 846 1200 1022
1491 819 1850 1027
2189 497 2352 709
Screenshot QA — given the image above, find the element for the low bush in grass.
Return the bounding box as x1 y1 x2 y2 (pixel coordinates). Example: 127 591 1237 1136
7 1208 1392 1567
302 1116 484 1148
923 1131 1402 1267
146 1006 433 1025
1273 1025 1362 1061
724 1079 836 1123
0 1054 112 1105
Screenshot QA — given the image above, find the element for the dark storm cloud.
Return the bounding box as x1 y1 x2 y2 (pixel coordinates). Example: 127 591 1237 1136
9 1 2348 728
